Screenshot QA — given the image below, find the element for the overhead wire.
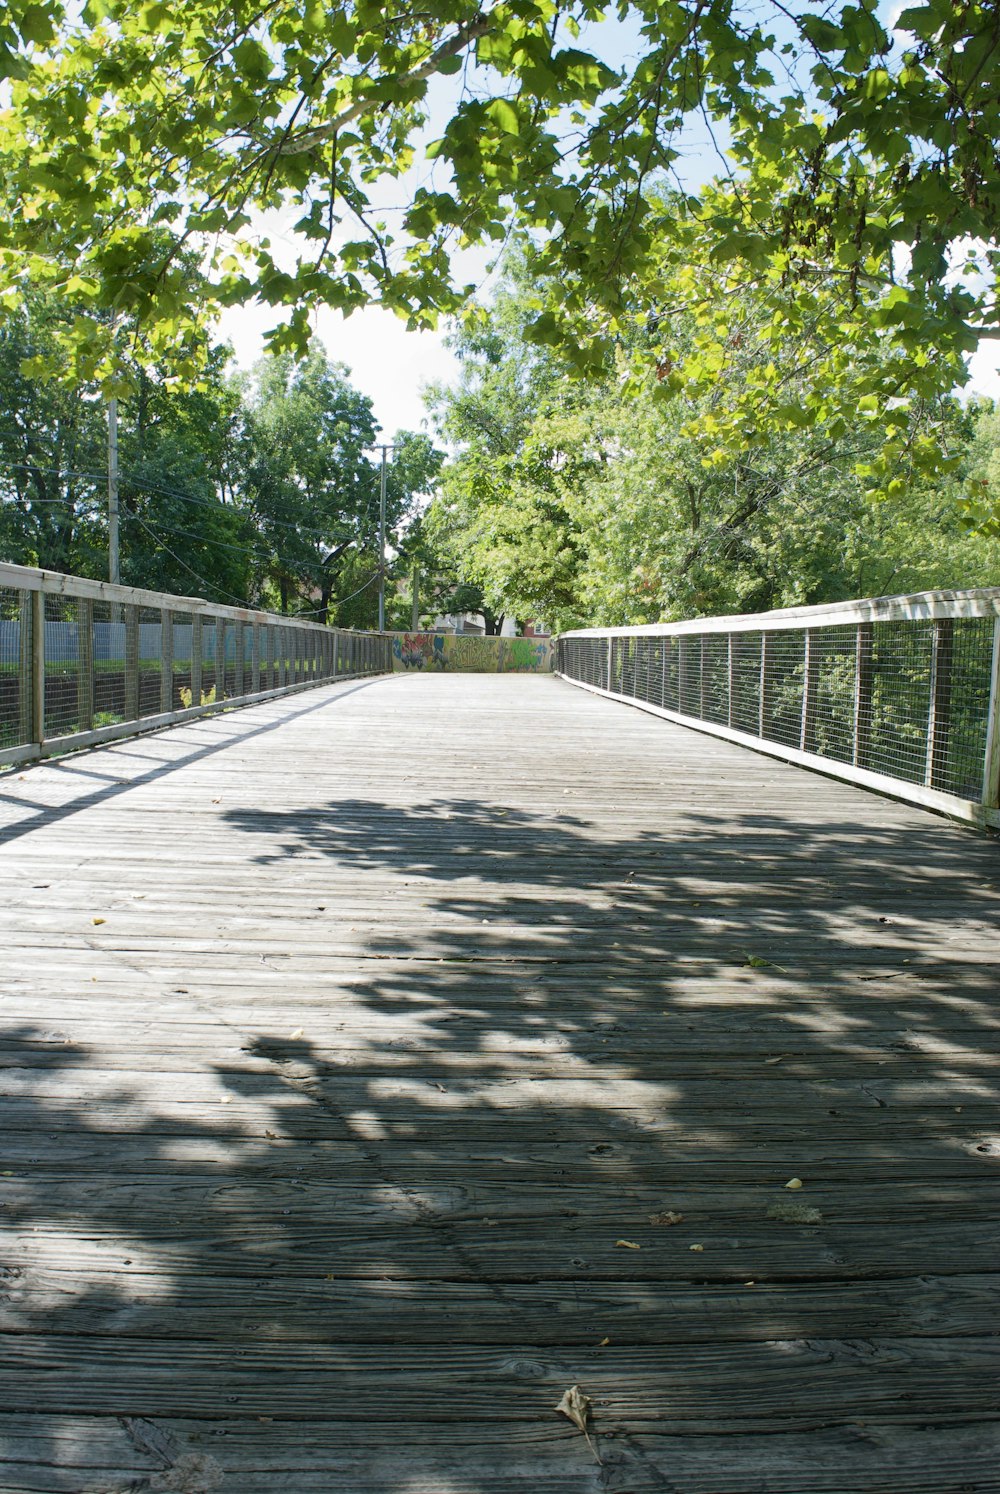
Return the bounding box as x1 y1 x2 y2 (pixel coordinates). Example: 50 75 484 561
2 459 387 618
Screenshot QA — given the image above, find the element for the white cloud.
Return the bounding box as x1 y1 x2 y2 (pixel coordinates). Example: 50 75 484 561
217 297 463 437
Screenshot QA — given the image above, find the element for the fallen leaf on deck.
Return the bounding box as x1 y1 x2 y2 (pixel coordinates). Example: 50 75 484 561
743 953 771 968
289 1028 304 1040
689 1243 704 1252
555 1384 601 1463
784 1177 804 1190
765 1054 792 1065
219 1095 232 1105
649 1210 684 1226
598 1337 611 1347
556 1384 591 1433
91 917 106 926
615 1238 641 1249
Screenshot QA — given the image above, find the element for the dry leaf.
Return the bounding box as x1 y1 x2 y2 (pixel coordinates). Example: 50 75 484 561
689 1243 704 1252
615 1238 641 1249
219 1095 232 1105
598 1337 611 1347
92 917 106 926
649 1210 684 1226
555 1384 592 1434
289 1027 304 1039
784 1177 804 1190
555 1384 601 1464
765 1054 792 1065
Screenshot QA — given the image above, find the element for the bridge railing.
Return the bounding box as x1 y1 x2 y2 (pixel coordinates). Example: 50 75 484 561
0 562 392 768
557 589 1000 829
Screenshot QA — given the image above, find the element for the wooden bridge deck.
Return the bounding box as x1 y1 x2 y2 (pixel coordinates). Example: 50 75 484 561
1 672 998 1493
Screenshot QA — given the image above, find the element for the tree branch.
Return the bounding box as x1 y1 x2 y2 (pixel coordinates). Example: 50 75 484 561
280 12 493 158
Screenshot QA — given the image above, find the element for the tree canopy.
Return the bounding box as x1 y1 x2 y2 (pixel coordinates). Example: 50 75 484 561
425 259 1000 629
0 294 441 616
0 0 997 398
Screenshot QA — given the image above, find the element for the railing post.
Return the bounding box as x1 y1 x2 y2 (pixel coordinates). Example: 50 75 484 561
191 614 203 706
31 589 45 749
677 637 687 712
160 607 173 714
853 624 873 768
800 629 818 753
982 617 1000 809
699 636 707 719
234 621 245 697
727 634 735 728
926 619 953 790
78 598 94 732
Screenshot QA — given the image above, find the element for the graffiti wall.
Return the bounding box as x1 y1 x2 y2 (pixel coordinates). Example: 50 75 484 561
391 633 553 673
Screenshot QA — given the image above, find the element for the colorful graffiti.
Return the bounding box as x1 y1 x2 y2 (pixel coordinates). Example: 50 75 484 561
391 633 552 673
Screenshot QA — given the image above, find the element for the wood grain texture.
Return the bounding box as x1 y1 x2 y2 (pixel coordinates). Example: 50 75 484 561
1 672 998 1492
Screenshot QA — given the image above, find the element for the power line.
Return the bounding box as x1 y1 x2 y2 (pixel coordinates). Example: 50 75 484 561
0 446 382 545
0 461 381 579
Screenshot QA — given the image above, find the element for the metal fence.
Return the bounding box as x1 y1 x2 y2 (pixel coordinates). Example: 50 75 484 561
557 589 1000 829
0 562 392 768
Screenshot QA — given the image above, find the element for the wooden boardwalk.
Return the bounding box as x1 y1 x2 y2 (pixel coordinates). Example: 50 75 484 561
1 672 999 1493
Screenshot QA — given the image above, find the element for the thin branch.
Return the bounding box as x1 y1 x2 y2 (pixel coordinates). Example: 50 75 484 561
281 11 494 157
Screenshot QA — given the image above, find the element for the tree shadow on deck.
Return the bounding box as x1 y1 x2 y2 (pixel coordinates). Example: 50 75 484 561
3 793 1000 1491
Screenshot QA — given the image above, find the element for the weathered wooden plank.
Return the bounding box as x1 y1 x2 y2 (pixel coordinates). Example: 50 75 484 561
2 1334 999 1426
2 1414 998 1494
6 1269 997 1344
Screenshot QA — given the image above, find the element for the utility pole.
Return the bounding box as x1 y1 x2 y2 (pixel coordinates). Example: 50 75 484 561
107 396 120 585
378 444 388 632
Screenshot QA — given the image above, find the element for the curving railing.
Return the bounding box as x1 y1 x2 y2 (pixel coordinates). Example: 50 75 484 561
0 562 392 768
557 589 1000 829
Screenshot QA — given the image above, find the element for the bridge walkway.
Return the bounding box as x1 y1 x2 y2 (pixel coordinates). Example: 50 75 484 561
1 672 998 1492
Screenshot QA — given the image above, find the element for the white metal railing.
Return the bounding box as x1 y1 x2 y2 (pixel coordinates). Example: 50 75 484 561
557 589 1000 829
0 562 392 768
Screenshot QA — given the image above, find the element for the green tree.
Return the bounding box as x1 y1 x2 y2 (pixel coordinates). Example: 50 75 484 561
239 345 442 618
0 0 996 425
424 282 587 626
0 293 108 575
426 253 1000 629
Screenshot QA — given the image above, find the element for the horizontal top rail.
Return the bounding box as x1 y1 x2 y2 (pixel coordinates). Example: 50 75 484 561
558 586 1000 639
0 561 388 637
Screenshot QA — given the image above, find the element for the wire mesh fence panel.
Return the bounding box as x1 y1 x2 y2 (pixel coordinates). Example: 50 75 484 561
701 635 730 725
761 629 805 749
809 626 857 764
41 592 81 740
556 588 1000 824
937 617 995 799
171 613 193 711
222 620 238 701
865 621 933 786
91 600 127 731
138 606 161 718
0 585 27 751
731 632 762 736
